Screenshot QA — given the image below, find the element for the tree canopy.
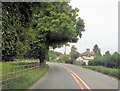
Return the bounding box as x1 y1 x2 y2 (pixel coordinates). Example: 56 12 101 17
2 2 85 62
103 51 111 56
93 44 101 56
48 50 62 61
70 45 77 63
2 3 35 61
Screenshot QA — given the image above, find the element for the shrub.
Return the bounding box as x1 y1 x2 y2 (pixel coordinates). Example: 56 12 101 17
88 53 119 69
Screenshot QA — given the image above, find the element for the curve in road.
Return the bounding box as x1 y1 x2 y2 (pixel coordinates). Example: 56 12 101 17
31 62 118 90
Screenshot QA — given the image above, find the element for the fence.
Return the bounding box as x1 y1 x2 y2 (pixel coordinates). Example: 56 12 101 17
0 61 46 88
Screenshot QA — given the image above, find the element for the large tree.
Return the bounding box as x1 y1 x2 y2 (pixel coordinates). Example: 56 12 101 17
93 44 102 56
32 2 85 63
2 3 35 61
70 45 77 63
2 2 85 63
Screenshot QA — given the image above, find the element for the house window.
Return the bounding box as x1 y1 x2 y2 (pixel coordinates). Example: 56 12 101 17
87 55 91 57
80 60 83 62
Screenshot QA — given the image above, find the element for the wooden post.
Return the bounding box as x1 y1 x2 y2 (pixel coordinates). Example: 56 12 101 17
36 63 37 71
31 64 32 72
40 63 41 69
5 68 8 88
36 63 38 73
36 63 38 72
27 63 28 72
14 66 16 82
34 63 35 71
31 63 32 72
37 63 39 73
39 63 40 69
31 63 33 72
35 63 36 72
22 65 24 76
27 63 29 73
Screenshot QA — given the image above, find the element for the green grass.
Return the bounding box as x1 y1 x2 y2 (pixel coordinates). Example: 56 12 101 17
1 60 49 90
2 62 24 74
1 59 40 74
83 66 119 79
2 64 49 90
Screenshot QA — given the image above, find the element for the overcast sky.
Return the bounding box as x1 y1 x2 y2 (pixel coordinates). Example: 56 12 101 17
54 0 119 55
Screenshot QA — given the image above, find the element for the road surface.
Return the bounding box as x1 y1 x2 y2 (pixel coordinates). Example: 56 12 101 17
31 62 118 90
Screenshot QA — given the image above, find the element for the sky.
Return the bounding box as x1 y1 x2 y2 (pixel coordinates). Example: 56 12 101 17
54 0 119 55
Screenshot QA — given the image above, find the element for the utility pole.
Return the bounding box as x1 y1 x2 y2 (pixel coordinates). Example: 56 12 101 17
64 45 66 55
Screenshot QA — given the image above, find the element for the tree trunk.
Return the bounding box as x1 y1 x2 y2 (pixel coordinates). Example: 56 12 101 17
39 58 44 63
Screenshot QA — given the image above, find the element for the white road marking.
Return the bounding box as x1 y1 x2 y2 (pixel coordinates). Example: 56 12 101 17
70 72 84 89
69 69 93 91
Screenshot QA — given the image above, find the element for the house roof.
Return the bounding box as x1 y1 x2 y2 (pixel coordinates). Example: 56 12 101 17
79 48 95 56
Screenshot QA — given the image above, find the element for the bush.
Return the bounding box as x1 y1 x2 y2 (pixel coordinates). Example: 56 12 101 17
88 53 119 69
65 59 73 64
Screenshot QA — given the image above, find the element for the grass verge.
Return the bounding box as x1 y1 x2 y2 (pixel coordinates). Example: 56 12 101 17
82 66 119 79
2 60 40 74
2 64 49 90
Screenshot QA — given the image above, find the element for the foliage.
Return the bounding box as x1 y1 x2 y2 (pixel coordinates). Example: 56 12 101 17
0 7 1 62
2 3 35 61
83 66 119 79
76 17 85 38
65 59 73 64
48 50 62 61
2 2 85 62
93 44 101 56
88 52 120 68
103 51 111 56
70 45 77 63
61 54 71 63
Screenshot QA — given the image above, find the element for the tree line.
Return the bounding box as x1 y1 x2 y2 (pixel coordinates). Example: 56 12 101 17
88 44 119 69
2 2 85 63
48 50 62 61
88 53 119 68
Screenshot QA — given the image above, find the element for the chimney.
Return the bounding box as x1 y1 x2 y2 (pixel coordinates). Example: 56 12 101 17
86 48 90 52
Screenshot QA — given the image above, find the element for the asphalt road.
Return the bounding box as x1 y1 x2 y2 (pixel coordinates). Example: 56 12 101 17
31 62 118 90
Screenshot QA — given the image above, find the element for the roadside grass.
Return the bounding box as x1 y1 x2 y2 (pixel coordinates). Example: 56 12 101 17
2 59 40 74
2 62 26 75
2 64 49 90
2 62 18 74
1 60 49 90
82 66 119 79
